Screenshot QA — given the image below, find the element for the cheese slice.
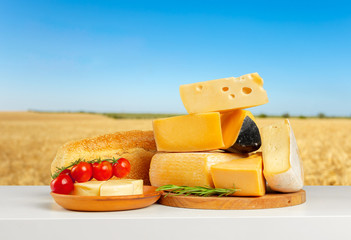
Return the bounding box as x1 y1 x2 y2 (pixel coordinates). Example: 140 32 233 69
149 152 246 187
180 73 268 114
211 153 265 196
100 180 134 196
72 181 105 196
123 179 143 195
153 110 261 153
261 119 304 192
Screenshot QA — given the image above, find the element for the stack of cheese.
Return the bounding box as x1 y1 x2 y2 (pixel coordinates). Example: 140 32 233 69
149 73 304 196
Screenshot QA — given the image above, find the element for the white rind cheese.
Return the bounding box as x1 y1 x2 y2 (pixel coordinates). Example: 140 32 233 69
261 119 304 192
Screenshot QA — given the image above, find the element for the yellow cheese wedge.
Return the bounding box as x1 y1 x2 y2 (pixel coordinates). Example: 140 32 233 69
211 153 265 196
261 119 304 192
153 110 261 153
180 73 268 114
149 152 246 187
72 181 105 196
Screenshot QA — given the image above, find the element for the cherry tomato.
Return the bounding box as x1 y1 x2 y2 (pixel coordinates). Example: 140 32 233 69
59 169 73 180
92 161 113 181
113 158 131 178
50 175 74 194
71 162 93 182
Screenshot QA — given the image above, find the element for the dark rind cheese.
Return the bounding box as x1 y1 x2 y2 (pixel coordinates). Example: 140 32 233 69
224 116 261 154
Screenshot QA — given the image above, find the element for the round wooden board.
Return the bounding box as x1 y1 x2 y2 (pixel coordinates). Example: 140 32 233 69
51 186 161 212
158 190 306 210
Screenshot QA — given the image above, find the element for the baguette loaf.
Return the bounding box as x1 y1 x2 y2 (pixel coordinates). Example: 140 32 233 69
51 130 157 185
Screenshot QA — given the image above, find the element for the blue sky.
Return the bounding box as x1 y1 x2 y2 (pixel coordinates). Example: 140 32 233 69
1 0 350 116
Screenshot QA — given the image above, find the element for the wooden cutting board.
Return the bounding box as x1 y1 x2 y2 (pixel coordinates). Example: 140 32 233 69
158 190 306 210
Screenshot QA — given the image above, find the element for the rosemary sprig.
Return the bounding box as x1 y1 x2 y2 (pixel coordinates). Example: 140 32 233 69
156 184 239 197
51 157 121 179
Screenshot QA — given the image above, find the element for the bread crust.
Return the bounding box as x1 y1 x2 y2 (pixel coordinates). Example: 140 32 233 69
51 130 156 184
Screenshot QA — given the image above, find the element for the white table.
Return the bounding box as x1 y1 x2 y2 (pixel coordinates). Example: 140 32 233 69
0 186 350 240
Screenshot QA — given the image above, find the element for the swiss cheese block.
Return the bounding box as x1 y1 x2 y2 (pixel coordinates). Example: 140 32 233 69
153 110 260 153
210 153 265 196
180 73 268 114
149 152 246 187
261 119 304 192
153 112 225 152
72 181 105 196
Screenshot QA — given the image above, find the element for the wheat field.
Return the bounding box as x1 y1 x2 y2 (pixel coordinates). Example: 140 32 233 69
1 112 350 186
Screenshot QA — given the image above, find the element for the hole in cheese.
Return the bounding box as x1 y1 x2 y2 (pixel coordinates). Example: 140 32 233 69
196 85 203 92
229 94 235 99
242 87 252 94
222 87 229 92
